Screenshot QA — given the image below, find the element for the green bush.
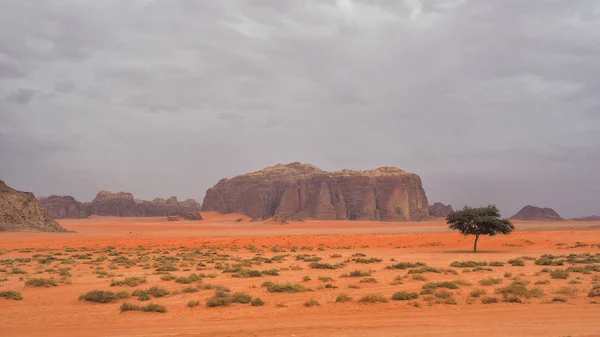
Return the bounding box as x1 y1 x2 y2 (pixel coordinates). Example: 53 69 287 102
110 277 147 287
120 302 141 312
508 259 525 267
387 262 425 270
450 261 487 268
550 269 569 280
142 303 167 313
188 300 200 308
479 278 502 286
391 291 418 301
469 288 487 298
206 290 232 307
231 292 252 304
340 270 371 278
261 282 310 293
423 281 459 290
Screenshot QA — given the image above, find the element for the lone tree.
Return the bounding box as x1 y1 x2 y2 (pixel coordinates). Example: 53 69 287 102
446 205 514 252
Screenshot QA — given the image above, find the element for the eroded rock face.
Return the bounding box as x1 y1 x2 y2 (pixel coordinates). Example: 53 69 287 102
510 205 564 221
0 180 67 232
201 162 429 221
39 195 85 219
428 202 454 218
571 215 600 221
40 192 202 218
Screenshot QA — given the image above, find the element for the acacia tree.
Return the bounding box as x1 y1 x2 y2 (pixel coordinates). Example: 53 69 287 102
446 205 514 252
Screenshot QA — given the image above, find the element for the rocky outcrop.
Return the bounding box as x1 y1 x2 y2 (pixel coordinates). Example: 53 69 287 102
201 162 429 221
40 191 202 218
510 205 564 221
429 202 454 218
0 180 67 232
39 195 86 219
571 215 600 221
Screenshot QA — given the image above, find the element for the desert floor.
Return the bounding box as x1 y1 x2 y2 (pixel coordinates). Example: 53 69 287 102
1 214 600 337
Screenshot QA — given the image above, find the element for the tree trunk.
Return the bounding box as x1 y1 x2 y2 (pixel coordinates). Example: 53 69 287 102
473 234 480 252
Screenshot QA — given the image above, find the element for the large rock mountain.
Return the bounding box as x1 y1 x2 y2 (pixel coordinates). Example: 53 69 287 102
0 179 67 232
510 205 564 221
202 162 429 221
39 192 202 219
428 202 454 218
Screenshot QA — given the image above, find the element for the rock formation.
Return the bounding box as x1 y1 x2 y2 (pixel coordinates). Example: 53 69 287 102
429 202 454 218
201 162 429 221
40 192 202 219
571 215 600 221
0 179 67 232
510 205 564 221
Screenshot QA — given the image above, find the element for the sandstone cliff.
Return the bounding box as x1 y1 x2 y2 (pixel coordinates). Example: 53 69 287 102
201 162 429 221
510 205 564 221
429 202 454 218
0 180 67 232
40 192 202 218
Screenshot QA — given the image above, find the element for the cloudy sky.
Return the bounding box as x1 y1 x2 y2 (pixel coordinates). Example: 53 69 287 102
1 0 599 218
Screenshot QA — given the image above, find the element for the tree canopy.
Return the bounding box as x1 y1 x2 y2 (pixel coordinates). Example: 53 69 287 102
446 204 514 252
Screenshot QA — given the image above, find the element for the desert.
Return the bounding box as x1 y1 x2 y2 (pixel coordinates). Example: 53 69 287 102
2 214 600 337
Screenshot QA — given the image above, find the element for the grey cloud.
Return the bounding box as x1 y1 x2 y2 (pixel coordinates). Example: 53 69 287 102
5 88 39 104
0 0 599 218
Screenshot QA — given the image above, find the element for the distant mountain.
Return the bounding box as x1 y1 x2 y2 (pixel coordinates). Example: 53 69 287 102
510 205 563 221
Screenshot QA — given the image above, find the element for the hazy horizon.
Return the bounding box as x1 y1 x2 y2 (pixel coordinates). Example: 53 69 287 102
1 1 599 218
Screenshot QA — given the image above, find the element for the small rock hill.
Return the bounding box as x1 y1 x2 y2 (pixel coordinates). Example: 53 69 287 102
571 215 600 221
0 179 67 232
510 205 564 221
39 192 202 219
201 162 429 221
428 202 454 218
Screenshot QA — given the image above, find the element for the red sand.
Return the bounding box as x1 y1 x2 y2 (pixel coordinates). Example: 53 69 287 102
1 215 599 336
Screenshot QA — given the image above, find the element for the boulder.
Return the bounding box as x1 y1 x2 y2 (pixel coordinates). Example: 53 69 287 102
510 205 564 221
201 162 429 221
428 202 454 218
0 179 67 232
185 212 203 221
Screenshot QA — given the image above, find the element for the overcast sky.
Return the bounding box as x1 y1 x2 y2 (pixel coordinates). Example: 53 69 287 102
1 0 599 218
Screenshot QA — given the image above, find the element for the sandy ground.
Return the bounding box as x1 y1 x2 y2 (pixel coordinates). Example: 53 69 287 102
1 215 600 337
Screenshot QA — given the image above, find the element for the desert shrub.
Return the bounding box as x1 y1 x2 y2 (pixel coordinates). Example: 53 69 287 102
318 276 334 282
206 290 232 307
142 303 167 313
188 300 200 308
251 298 265 306
556 286 578 297
79 290 117 303
550 269 569 280
11 268 26 274
310 262 341 270
408 266 442 274
434 290 452 299
411 274 427 281
340 270 371 278
353 257 383 264
451 261 488 268
231 292 252 304
160 274 176 281
175 274 201 284
0 291 23 300
479 278 503 286
110 277 147 287
469 288 487 298
423 281 459 291
481 296 499 304
148 286 169 297
304 298 320 307
262 269 279 276
358 294 388 303
359 277 377 283
387 262 426 270
231 269 262 278
335 293 353 302
391 291 418 301
588 285 600 297
443 296 458 305
535 258 564 266
552 296 567 302
534 280 550 285
26 277 57 287
116 291 131 299
489 261 505 267
302 276 311 282
120 302 141 312
508 259 525 267
529 287 545 298
495 282 537 300
261 282 309 293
